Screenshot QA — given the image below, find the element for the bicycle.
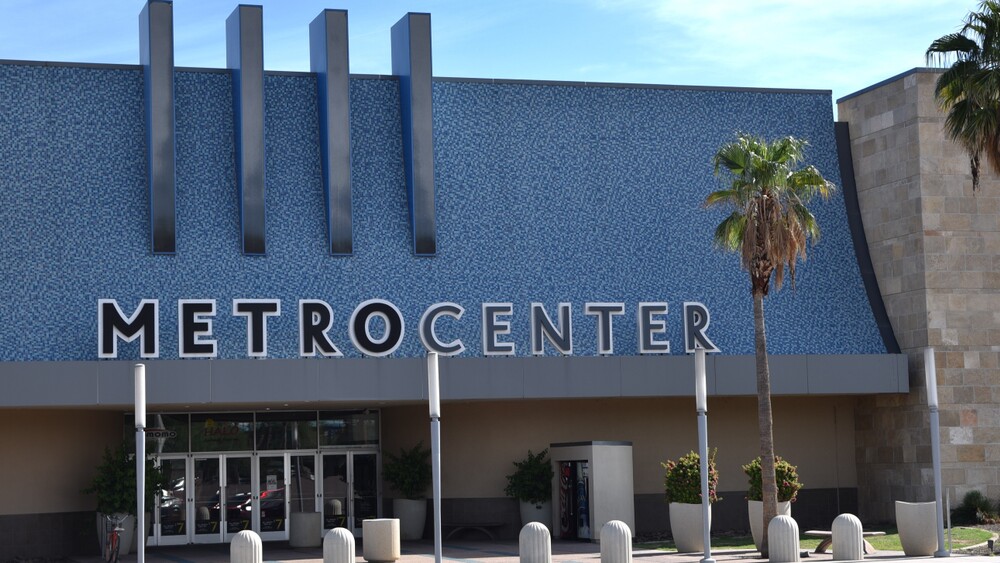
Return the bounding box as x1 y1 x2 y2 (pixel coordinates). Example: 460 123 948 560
104 513 127 563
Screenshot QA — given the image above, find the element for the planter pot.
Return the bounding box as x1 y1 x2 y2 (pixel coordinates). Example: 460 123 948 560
519 500 552 532
668 502 710 553
96 512 136 557
129 512 151 552
895 501 938 556
747 500 791 552
393 498 427 540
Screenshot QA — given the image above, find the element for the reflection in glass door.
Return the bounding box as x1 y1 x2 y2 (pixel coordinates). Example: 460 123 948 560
353 453 378 526
321 451 379 535
322 454 349 530
257 455 287 540
192 457 221 543
157 457 187 545
223 456 253 541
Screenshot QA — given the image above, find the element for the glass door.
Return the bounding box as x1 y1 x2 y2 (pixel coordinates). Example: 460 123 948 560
256 454 288 540
222 456 253 542
352 452 379 531
156 456 188 545
321 451 379 535
322 454 349 531
192 456 222 543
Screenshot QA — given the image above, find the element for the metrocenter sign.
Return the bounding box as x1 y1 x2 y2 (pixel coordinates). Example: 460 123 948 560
98 298 718 359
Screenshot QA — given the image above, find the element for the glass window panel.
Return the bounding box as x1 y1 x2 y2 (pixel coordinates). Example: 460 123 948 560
124 413 189 453
255 411 317 450
191 413 253 452
158 458 187 536
319 410 379 446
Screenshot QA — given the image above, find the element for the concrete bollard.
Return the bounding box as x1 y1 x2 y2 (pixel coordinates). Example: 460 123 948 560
600 520 632 563
231 530 263 563
324 527 355 563
767 515 800 563
832 513 864 561
362 519 401 562
519 522 552 563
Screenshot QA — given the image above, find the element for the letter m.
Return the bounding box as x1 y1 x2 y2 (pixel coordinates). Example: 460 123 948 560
98 299 159 358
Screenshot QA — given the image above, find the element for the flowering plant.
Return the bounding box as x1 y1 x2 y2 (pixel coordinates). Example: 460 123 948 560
661 449 720 504
742 455 803 502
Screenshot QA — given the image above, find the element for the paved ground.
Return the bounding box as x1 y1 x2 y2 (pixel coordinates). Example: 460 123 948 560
66 539 996 563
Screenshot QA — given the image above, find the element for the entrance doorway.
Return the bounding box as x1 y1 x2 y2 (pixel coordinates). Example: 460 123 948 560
152 450 378 545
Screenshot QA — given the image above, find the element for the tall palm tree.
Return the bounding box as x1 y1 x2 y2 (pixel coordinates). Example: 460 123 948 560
706 133 835 556
927 1 1000 191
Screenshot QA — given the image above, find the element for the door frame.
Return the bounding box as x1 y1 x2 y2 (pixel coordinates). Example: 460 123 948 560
321 448 380 536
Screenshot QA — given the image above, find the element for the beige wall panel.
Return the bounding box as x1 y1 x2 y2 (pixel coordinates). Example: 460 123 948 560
0 409 122 515
381 396 856 499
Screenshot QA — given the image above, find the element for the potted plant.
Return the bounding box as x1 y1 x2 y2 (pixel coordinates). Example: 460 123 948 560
504 449 555 530
662 450 719 553
743 455 802 552
382 442 432 540
83 442 165 556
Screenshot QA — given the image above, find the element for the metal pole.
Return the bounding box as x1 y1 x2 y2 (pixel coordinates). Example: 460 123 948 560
694 348 714 563
697 412 714 563
431 417 442 563
134 364 146 563
925 347 948 558
427 353 443 563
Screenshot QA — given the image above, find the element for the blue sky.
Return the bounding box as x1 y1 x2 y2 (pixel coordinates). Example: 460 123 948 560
0 0 975 113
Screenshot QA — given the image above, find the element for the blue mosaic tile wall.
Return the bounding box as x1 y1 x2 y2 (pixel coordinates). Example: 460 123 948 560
0 62 885 360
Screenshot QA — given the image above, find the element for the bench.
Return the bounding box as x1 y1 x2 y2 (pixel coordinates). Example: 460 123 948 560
804 530 886 554
443 521 504 541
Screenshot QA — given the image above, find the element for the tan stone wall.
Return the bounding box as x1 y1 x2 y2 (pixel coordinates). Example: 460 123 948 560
381 396 857 499
838 70 1000 521
0 409 122 515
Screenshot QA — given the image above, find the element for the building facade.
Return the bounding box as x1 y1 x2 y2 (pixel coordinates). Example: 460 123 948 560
0 2 941 559
839 69 1000 522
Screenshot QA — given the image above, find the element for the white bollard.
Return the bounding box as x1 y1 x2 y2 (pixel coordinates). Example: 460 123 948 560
362 519 401 562
600 520 632 563
833 513 864 561
767 515 800 563
519 522 552 563
231 530 263 563
324 527 356 563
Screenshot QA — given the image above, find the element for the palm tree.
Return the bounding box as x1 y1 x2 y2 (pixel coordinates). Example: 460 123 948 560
927 1 1000 191
706 133 834 556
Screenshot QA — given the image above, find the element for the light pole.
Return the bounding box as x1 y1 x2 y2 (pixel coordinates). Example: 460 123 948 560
694 348 715 563
925 347 949 558
427 353 443 563
134 363 146 563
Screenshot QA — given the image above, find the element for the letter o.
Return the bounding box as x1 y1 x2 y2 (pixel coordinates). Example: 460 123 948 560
349 299 405 357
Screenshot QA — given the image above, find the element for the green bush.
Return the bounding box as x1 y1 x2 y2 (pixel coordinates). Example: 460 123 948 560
742 455 803 503
951 490 999 525
82 442 165 515
662 450 720 504
382 442 432 499
504 449 554 505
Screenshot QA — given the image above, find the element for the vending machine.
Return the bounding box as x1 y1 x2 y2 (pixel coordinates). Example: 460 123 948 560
551 441 635 541
558 461 591 540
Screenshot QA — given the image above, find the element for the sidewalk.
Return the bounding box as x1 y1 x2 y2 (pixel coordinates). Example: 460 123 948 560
67 539 995 563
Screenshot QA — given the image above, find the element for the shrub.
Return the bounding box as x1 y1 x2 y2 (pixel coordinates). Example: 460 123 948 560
504 449 554 505
951 490 999 525
82 442 165 515
662 449 720 504
382 442 432 499
742 455 803 503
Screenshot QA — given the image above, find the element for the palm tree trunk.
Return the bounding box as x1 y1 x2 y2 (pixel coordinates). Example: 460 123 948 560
753 290 778 557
